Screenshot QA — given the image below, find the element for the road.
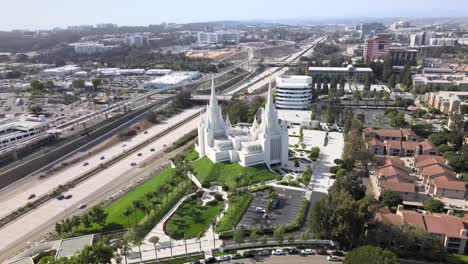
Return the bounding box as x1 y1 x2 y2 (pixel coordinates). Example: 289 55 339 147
0 109 202 263
226 255 337 264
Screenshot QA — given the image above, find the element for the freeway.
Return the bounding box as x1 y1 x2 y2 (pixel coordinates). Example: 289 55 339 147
222 36 327 96
0 109 202 262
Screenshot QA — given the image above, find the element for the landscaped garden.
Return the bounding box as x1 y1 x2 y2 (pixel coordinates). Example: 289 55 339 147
165 196 222 239
215 191 253 232
191 156 278 187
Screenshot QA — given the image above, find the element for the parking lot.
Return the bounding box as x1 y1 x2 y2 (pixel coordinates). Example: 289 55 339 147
237 187 305 229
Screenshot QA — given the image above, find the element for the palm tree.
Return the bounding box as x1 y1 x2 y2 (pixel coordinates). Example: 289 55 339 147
120 239 131 264
122 208 133 229
149 236 159 259
134 240 143 262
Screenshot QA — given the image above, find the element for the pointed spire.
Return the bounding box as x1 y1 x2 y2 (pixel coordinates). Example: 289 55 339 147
225 114 231 127
210 75 217 106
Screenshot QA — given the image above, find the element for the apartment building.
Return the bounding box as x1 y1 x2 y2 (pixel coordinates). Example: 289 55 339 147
375 207 468 254
421 91 468 115
372 157 417 201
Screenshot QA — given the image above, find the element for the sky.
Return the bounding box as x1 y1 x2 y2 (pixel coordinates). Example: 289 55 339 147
2 0 468 30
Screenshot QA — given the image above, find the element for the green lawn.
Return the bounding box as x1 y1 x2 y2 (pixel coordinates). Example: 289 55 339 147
165 198 221 239
105 167 175 226
216 192 253 232
191 156 278 187
447 254 468 264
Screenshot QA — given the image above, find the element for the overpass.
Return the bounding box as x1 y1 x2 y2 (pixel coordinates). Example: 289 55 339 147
191 95 232 102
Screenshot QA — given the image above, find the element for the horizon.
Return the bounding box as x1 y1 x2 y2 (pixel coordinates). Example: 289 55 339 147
2 0 468 31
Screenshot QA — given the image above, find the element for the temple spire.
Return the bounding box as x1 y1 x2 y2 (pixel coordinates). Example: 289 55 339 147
264 72 278 131
210 75 217 106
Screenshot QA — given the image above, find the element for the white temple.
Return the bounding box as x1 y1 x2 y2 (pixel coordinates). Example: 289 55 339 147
196 78 289 167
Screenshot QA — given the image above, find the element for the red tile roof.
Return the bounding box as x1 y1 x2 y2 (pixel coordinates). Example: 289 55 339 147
432 176 467 191
415 155 449 169
422 164 457 178
381 182 416 193
419 140 438 151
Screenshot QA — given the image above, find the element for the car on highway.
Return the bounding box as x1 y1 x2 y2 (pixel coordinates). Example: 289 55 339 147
272 249 286 255
137 153 142 156
56 194 65 200
100 156 105 160
144 131 148 134
150 148 155 152
327 255 341 261
257 250 271 256
300 249 313 255
65 194 72 199
28 194 36 199
77 203 87 209
83 162 89 166
130 162 136 166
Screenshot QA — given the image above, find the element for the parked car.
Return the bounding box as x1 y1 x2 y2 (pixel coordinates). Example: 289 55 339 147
272 249 286 255
231 253 244 259
215 255 230 262
257 250 271 256
190 261 201 264
56 194 65 200
256 207 266 213
331 251 344 256
288 248 300 255
77 203 87 209
300 249 313 255
330 175 336 179
204 257 216 263
243 251 256 258
327 255 340 261
28 194 36 199
316 248 328 255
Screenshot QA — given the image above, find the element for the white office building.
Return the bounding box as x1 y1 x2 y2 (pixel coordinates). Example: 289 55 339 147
71 42 119 55
197 31 240 45
275 75 313 110
196 79 289 167
41 65 81 77
309 65 373 81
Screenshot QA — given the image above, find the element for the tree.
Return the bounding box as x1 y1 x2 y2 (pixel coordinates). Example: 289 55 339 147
428 133 447 146
363 76 371 91
44 80 55 89
380 190 403 208
249 229 259 243
88 206 108 226
233 229 245 244
81 213 92 228
72 78 85 88
30 80 44 90
29 104 43 114
273 226 285 245
72 242 114 264
387 75 396 89
310 147 320 161
92 78 102 90
422 198 445 213
344 246 398 264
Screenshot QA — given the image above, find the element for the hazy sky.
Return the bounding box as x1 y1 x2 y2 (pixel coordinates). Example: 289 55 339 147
2 0 468 30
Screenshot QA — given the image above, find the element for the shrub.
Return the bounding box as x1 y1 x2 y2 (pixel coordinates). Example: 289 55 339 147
329 166 340 174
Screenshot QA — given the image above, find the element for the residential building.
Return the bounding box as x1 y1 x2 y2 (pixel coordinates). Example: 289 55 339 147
196 80 288 167
275 75 313 110
374 208 468 254
389 47 418 66
372 158 417 201
364 128 439 157
308 64 372 81
415 155 466 200
421 91 468 115
363 33 392 61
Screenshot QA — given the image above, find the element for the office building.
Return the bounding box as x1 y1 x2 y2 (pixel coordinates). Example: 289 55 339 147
275 76 313 110
71 42 119 55
196 80 288 167
389 47 418 66
363 34 392 61
197 31 240 45
422 58 443 68
309 65 373 81
410 31 436 47
125 35 149 47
